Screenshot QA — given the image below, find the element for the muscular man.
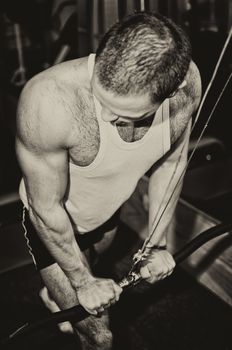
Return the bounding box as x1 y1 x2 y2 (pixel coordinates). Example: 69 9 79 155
16 12 201 350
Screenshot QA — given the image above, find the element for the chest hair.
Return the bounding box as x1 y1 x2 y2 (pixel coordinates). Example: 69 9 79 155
69 90 154 165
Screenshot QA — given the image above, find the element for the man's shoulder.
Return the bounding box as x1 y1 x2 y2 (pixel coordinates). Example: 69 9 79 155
169 61 202 144
171 61 201 115
184 60 202 108
19 56 89 104
16 57 90 150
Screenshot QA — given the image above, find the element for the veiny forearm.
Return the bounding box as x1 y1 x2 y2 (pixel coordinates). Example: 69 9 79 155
28 204 92 288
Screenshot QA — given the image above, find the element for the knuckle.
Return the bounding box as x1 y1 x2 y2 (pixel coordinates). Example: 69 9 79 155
106 294 112 302
94 301 101 309
164 266 169 274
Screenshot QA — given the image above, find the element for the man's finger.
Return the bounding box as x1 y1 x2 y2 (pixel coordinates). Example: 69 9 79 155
85 307 98 315
96 306 105 314
113 283 123 300
140 265 152 279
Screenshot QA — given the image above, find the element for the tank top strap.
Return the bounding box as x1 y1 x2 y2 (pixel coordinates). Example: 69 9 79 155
161 98 171 154
87 53 104 124
87 53 95 80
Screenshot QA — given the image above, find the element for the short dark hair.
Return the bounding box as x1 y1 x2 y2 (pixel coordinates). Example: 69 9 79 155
95 11 192 103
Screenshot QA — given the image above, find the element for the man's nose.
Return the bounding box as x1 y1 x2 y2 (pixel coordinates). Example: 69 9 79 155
101 107 118 122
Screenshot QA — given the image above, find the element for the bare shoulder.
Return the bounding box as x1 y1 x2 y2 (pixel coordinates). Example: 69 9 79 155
169 61 202 144
16 78 70 152
183 60 202 110
16 65 85 153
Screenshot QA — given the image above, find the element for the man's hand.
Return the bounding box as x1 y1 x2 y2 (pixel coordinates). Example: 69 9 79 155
76 277 122 315
139 249 176 283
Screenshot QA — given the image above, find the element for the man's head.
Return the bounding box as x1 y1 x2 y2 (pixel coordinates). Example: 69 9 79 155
92 11 191 123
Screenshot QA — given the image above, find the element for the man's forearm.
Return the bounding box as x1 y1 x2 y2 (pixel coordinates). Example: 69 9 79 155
148 174 183 247
147 122 191 248
28 205 92 288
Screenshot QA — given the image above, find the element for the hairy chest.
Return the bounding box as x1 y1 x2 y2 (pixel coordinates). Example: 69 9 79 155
69 121 151 167
68 93 187 167
69 94 153 166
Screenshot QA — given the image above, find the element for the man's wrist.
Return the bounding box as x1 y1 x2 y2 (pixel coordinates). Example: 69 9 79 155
146 244 167 250
65 266 94 290
144 244 167 254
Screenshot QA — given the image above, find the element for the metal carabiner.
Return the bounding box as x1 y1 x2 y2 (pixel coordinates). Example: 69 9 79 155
118 249 150 290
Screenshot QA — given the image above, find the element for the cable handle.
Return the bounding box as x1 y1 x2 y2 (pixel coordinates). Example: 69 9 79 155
119 222 232 290
118 271 142 290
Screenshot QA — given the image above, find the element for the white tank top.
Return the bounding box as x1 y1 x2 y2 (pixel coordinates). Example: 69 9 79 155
19 54 171 233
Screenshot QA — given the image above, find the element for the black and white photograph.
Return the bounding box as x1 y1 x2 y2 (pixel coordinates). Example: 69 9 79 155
0 1 231 349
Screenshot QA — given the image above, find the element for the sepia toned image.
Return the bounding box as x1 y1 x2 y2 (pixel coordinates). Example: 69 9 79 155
0 1 231 349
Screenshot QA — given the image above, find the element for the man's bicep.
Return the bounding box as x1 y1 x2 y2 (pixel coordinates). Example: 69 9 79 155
16 137 69 212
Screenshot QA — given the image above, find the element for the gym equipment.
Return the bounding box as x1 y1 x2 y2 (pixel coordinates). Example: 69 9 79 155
10 23 27 87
